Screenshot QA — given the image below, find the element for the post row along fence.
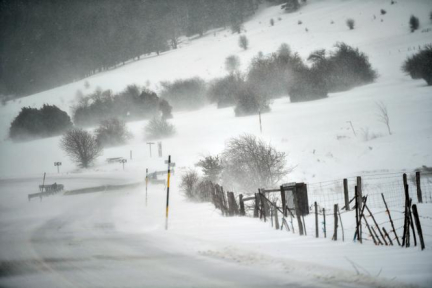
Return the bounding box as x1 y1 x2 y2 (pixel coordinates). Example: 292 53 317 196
197 171 432 250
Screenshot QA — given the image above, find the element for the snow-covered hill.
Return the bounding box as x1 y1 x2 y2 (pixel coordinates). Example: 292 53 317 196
1 0 431 179
1 1 432 287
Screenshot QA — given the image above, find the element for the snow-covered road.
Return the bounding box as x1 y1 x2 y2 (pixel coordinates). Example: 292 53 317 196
1 176 424 288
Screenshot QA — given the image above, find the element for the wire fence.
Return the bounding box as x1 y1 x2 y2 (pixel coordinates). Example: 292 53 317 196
307 172 432 211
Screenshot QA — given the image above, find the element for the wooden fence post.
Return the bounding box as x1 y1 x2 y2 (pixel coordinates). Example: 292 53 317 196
337 206 344 242
343 179 350 211
274 202 280 230
355 186 360 243
239 194 245 216
323 208 326 238
402 174 410 247
381 193 401 246
280 186 287 217
412 204 425 250
315 202 319 238
357 177 363 239
382 227 393 246
293 189 304 235
365 203 388 246
408 198 417 247
332 204 338 241
416 172 422 203
254 193 259 218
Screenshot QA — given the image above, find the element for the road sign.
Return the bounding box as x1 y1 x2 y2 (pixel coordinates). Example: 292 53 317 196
54 162 62 173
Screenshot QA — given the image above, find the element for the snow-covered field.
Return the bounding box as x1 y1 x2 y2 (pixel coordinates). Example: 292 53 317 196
1 0 432 287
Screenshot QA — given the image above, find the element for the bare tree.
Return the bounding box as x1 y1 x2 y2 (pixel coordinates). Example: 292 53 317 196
60 128 102 168
376 101 392 135
221 134 290 192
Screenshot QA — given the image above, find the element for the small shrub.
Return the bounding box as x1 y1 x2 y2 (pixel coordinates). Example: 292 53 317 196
160 77 207 110
207 74 245 108
61 128 102 168
282 0 300 13
196 155 223 183
298 20 302 25
360 127 383 142
225 55 241 74
402 45 432 85
9 104 73 141
144 117 175 140
239 35 249 50
95 118 131 147
409 15 419 32
380 9 386 15
180 170 201 200
270 18 275 26
346 18 355 30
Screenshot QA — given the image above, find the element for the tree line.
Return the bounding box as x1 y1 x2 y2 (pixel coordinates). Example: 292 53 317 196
0 0 262 98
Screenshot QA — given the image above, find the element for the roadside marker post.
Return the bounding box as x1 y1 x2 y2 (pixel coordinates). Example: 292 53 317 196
145 168 148 206
165 156 175 230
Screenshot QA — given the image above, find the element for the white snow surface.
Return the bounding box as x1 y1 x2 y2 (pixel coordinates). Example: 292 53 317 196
1 0 432 287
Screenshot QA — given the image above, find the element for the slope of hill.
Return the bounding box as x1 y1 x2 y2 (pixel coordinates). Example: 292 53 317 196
1 1 432 287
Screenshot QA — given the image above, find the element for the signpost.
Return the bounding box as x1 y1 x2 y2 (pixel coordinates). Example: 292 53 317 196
54 162 62 173
146 142 155 157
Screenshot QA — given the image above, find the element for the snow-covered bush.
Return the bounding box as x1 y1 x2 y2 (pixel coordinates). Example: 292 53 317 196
73 86 166 127
60 128 102 168
144 117 175 140
180 169 201 200
221 134 289 193
239 35 249 50
346 18 355 30
281 0 300 13
207 74 245 108
234 84 270 117
409 15 419 32
95 118 131 147
196 155 223 183
402 45 432 85
9 104 73 141
225 55 241 74
160 77 207 110
309 43 377 93
288 67 328 102
246 43 305 98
